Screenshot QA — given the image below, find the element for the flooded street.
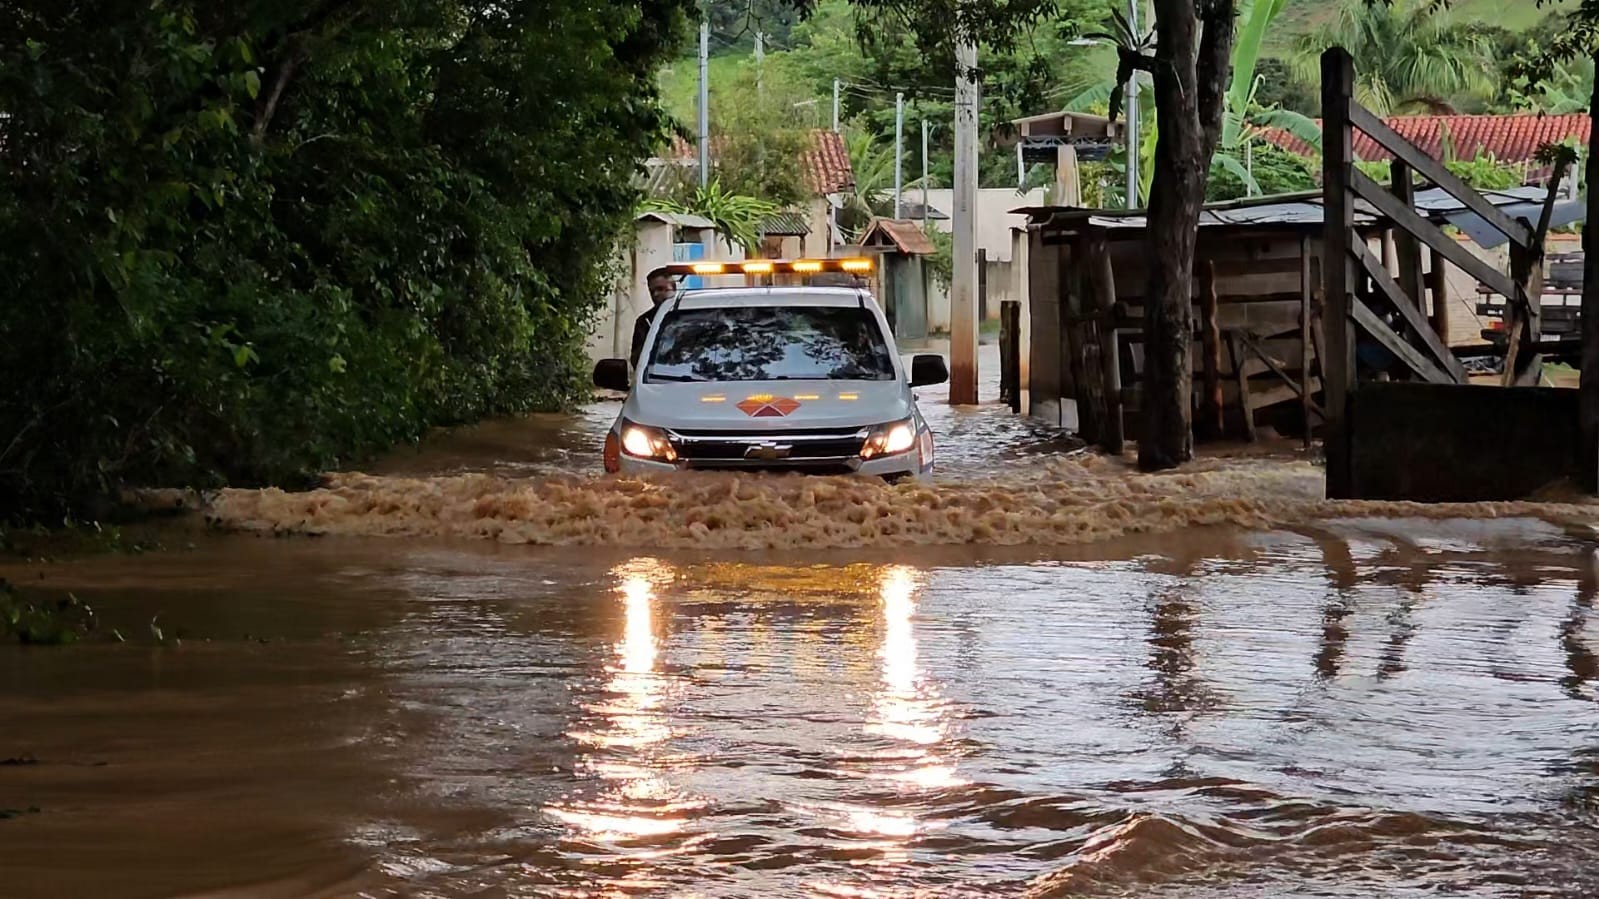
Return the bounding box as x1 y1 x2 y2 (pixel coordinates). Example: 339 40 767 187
5 351 1599 897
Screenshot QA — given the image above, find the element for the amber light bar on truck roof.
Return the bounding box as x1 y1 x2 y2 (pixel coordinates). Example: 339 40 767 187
648 257 874 279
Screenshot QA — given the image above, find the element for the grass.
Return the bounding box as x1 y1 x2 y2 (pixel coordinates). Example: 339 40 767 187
658 55 758 129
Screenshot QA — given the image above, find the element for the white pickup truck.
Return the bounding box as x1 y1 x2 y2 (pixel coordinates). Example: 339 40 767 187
592 258 949 480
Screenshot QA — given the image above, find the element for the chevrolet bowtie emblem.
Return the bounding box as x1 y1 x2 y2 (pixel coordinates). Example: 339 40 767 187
737 396 801 417
744 443 792 460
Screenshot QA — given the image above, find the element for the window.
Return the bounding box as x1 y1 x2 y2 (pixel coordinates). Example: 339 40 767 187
645 305 896 383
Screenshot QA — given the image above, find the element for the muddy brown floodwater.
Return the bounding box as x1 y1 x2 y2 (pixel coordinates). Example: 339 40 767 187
5 351 1599 898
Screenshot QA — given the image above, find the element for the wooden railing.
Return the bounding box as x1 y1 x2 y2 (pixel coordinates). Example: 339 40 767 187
1319 47 1563 496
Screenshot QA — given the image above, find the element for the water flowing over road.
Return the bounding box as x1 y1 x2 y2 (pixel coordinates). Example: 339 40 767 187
4 350 1599 897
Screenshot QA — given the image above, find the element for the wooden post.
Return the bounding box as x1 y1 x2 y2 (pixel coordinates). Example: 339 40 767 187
1581 73 1599 491
1506 213 1546 387
1320 48 1357 498
1088 234 1125 452
1228 332 1257 442
1000 300 1021 413
1198 260 1224 441
1300 235 1314 449
977 247 990 323
1427 247 1450 342
1390 160 1426 312
1504 245 1530 387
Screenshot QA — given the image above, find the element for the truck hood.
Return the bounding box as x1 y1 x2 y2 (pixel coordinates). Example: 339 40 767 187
624 380 911 431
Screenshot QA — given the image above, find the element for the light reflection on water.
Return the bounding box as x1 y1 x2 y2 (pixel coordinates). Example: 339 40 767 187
548 558 694 845
4 522 1599 897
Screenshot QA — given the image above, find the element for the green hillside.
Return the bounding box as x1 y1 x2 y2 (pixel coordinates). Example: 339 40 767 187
1270 0 1572 51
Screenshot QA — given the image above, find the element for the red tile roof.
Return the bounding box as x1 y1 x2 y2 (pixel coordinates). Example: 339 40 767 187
1262 114 1590 167
802 130 855 195
664 130 854 195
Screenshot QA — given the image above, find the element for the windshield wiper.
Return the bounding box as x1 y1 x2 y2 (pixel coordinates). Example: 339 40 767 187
645 373 707 382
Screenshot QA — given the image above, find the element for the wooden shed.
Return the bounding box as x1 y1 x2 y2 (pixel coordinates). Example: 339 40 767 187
860 218 936 342
1018 192 1384 445
1016 185 1584 450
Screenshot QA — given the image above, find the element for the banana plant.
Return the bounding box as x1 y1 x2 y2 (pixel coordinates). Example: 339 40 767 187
1217 0 1321 196
644 180 778 253
1078 0 1321 201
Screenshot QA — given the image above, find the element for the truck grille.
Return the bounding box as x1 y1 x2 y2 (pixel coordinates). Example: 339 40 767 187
666 427 869 469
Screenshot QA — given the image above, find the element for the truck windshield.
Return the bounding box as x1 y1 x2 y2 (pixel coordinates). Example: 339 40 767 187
644 305 896 382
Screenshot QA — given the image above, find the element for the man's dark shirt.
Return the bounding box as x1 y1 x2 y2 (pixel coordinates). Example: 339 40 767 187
630 304 660 370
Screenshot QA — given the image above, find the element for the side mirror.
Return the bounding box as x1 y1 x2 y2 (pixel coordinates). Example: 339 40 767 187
910 354 949 387
593 358 631 392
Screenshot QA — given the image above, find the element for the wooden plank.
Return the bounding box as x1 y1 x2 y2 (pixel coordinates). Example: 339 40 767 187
1390 160 1426 312
1206 257 1310 279
1351 170 1521 300
1060 242 1098 441
1115 300 1308 334
1237 377 1321 412
1239 331 1327 420
1087 233 1125 452
1199 261 1224 441
1321 48 1356 497
1350 295 1453 383
1352 241 1467 383
1300 236 1314 447
1349 103 1535 248
1227 332 1257 442
1056 243 1078 401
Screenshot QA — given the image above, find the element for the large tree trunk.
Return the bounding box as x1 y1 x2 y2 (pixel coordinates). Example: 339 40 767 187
1580 51 1599 491
1138 0 1237 471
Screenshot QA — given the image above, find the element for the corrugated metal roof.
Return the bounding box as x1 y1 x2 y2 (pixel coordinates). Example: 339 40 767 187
637 210 715 230
760 211 811 236
1012 186 1585 238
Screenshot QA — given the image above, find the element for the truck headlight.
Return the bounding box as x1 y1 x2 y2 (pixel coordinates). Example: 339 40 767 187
861 418 917 459
619 420 677 463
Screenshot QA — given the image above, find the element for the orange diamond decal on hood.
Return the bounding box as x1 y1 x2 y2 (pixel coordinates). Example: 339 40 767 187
737 396 801 417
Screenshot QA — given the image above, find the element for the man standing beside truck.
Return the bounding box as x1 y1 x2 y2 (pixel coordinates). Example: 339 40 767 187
631 272 678 370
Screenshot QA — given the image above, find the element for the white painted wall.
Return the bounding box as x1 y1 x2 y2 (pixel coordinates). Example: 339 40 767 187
919 187 1046 263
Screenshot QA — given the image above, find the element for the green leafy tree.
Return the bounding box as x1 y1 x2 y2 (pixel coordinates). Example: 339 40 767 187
1289 0 1500 114
0 0 690 519
709 65 815 205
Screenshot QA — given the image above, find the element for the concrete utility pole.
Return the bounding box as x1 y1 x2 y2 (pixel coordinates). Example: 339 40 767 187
951 39 980 404
832 79 841 132
921 119 930 227
698 20 710 187
754 31 764 96
894 92 905 219
1124 0 1139 209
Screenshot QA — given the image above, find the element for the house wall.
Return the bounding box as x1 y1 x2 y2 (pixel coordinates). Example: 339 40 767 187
801 196 832 258
927 280 950 333
920 188 1046 263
